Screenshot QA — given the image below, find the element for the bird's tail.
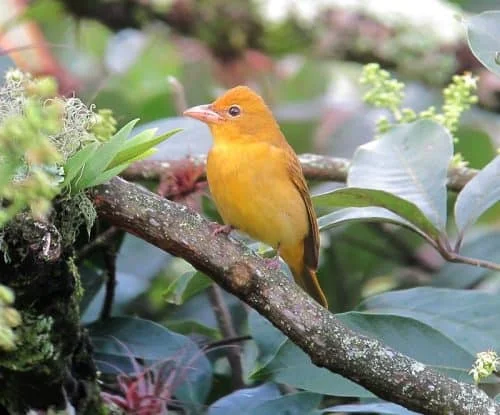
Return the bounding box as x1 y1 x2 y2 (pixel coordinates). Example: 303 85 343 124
280 243 328 307
295 266 328 308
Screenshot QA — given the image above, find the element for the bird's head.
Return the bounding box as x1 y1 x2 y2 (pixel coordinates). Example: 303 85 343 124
183 86 280 141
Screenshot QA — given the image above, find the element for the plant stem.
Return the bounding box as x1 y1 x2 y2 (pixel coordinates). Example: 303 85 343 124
207 284 245 389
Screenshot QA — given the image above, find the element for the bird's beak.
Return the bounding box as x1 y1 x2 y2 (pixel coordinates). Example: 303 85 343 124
183 104 224 124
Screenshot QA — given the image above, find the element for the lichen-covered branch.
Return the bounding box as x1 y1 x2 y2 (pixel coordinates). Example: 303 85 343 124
121 153 477 193
92 177 498 414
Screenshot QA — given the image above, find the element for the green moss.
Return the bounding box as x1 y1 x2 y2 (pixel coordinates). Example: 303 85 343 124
0 313 57 371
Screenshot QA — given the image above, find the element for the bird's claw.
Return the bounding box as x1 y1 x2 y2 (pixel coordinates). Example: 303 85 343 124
210 223 233 237
264 256 281 270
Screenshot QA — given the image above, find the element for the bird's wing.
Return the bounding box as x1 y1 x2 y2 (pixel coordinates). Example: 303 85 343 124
284 146 319 270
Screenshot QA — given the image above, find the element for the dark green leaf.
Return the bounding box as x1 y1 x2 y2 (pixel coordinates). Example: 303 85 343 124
250 392 321 415
164 271 213 305
455 156 500 234
208 383 281 415
253 340 373 397
314 188 440 241
117 234 170 281
324 402 419 414
360 287 500 356
79 263 104 314
337 312 475 374
248 310 287 371
165 320 220 339
466 11 500 77
88 316 212 403
349 120 453 231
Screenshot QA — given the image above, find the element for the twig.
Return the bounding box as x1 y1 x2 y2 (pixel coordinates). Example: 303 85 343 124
121 154 478 193
75 226 120 263
207 285 245 389
167 76 188 115
91 177 500 414
444 252 500 272
100 241 118 320
204 335 252 351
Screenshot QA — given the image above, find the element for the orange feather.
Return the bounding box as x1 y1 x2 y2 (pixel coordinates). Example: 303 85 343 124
184 86 328 307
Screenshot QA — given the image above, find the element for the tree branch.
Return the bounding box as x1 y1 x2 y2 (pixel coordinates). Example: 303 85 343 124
91 177 499 414
121 154 477 193
207 284 245 389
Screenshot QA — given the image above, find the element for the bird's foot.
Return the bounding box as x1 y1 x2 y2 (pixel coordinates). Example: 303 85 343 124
210 223 233 237
264 255 281 270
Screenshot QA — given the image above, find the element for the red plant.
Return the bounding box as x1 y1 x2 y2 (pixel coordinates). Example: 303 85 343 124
98 338 203 415
101 359 177 415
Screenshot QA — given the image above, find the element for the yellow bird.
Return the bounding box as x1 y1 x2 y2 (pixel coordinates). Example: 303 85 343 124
184 86 328 307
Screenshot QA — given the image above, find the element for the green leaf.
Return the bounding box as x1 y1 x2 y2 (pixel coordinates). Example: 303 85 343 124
77 119 138 189
349 120 453 231
248 310 287 372
79 263 104 314
88 316 212 404
208 384 281 415
84 163 130 188
164 271 213 305
432 230 500 288
337 312 475 377
249 392 321 415
324 402 418 414
314 188 440 241
360 287 500 356
252 306 487 396
165 319 220 339
254 340 374 397
467 11 500 77
455 156 500 235
62 142 99 189
107 128 181 170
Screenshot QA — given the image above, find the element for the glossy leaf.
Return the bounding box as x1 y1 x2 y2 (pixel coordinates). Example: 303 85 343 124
208 383 281 415
360 287 500 356
314 188 440 240
165 320 220 339
252 305 486 396
323 402 419 414
455 156 500 234
253 340 374 397
164 271 213 305
349 120 453 231
467 11 500 77
88 316 212 404
79 263 104 314
82 234 170 322
337 312 475 373
249 392 321 415
248 309 287 371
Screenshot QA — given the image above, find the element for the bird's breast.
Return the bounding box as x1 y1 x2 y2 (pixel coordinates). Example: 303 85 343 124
206 141 308 247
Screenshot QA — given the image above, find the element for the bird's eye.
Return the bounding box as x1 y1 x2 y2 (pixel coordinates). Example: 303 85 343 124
228 105 241 117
